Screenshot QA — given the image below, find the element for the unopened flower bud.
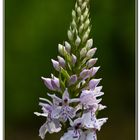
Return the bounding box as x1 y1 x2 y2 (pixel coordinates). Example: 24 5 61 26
86 48 97 58
51 78 60 90
71 54 77 65
80 47 87 58
80 69 90 80
51 75 60 90
58 44 65 56
90 66 100 77
51 59 60 71
75 36 81 46
72 10 76 19
86 58 98 68
81 2 87 10
79 24 84 33
77 7 81 16
75 2 78 9
89 78 102 90
95 86 103 92
63 88 70 102
80 15 84 23
83 7 89 19
87 27 91 33
67 30 73 41
68 75 77 86
82 32 89 42
86 0 90 3
78 0 82 5
57 56 65 68
86 39 93 49
72 20 77 28
84 19 90 29
65 41 71 53
41 77 53 90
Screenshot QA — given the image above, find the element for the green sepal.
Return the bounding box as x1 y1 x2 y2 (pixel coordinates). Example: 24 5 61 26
60 67 70 80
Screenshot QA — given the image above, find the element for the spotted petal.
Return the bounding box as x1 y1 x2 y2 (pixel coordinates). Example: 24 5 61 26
48 93 62 106
39 120 61 139
86 130 97 140
82 111 96 128
60 130 79 140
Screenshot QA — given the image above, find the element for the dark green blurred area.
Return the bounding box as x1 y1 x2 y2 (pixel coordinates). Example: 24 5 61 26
5 0 135 140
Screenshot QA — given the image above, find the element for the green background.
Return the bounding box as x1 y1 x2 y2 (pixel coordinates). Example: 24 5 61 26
5 0 135 140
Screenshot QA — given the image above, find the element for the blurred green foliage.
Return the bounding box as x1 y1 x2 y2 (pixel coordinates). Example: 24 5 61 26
5 0 135 140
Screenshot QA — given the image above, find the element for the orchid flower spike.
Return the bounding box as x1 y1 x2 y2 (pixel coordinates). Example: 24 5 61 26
35 0 108 139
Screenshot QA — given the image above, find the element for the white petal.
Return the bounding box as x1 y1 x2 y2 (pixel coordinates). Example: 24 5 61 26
51 106 61 119
70 98 80 103
94 92 104 97
47 93 62 105
94 86 102 92
75 104 82 112
89 79 101 90
98 104 107 110
60 130 79 140
96 98 102 104
68 118 74 126
79 132 86 140
62 88 70 101
38 103 52 115
47 121 61 133
86 131 97 140
39 97 53 105
82 112 95 128
80 90 98 107
39 122 48 139
96 118 108 131
34 112 48 117
39 102 51 109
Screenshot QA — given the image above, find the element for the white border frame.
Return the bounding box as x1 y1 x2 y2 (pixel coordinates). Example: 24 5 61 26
0 0 3 138
0 0 138 140
138 0 139 139
0 0 3 139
